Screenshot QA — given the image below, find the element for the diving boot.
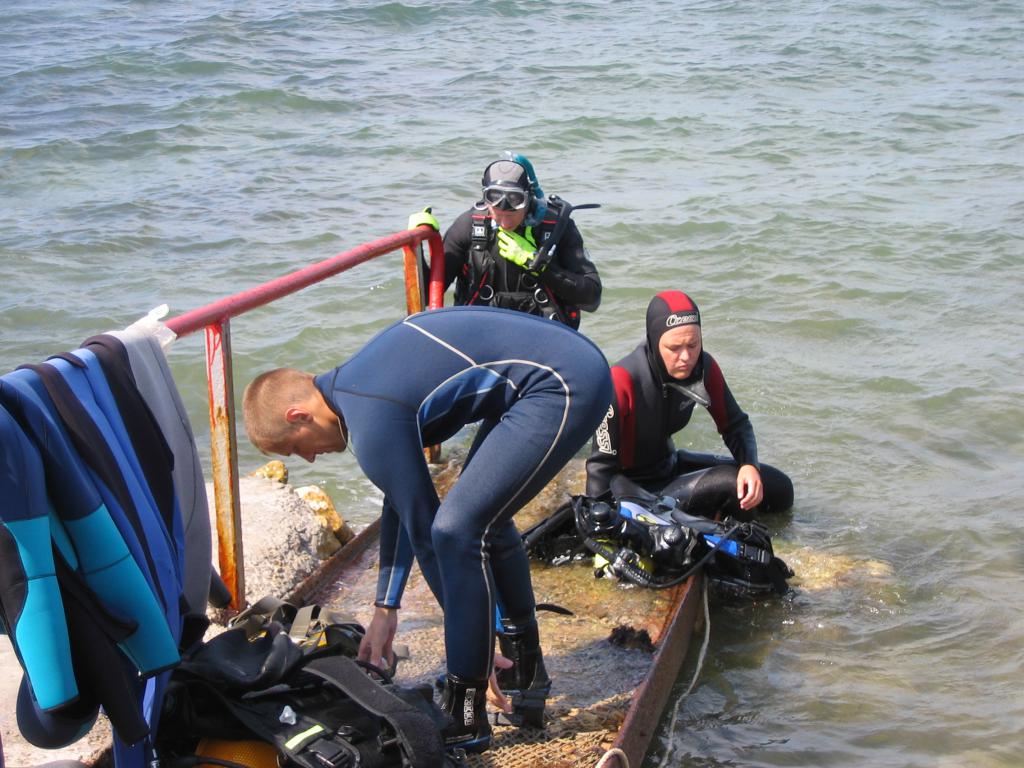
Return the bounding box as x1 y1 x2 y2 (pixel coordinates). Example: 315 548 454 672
495 616 552 728
440 673 491 754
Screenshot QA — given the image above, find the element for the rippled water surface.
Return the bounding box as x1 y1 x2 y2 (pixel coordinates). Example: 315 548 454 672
2 1 1022 765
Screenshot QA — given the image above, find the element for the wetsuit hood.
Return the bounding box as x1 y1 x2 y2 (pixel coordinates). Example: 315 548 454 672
643 291 707 403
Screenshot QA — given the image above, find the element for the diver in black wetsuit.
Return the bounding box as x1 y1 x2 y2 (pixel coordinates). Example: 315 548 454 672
586 290 794 520
242 306 612 754
411 152 601 329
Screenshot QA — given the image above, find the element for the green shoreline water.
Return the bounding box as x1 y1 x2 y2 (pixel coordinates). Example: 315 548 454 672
2 1 1022 765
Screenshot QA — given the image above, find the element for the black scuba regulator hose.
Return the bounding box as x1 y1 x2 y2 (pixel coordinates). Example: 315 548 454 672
583 535 657 588
583 522 744 590
646 522 744 589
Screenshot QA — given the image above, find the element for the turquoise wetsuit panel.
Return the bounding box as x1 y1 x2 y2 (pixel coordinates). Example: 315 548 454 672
0 371 180 675
0 406 77 710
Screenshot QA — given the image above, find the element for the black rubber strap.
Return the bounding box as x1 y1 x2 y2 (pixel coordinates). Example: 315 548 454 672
304 655 444 768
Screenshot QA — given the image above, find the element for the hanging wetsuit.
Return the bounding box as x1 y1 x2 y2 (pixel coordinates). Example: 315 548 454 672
0 376 178 750
85 329 214 647
313 306 612 681
443 199 601 329
586 293 793 519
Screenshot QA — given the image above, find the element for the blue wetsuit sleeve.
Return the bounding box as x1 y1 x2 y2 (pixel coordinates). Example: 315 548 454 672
338 389 442 611
375 496 415 609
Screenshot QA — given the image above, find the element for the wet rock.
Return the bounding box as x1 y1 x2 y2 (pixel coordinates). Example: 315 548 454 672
608 625 655 652
251 459 288 483
206 476 345 606
295 484 355 549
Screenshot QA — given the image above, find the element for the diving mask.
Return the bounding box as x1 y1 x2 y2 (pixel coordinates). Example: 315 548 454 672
483 185 530 211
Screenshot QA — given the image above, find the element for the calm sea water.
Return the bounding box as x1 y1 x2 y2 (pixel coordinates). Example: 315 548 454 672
2 1 1022 765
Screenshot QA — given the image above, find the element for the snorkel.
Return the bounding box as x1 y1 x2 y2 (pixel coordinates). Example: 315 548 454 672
502 150 548 227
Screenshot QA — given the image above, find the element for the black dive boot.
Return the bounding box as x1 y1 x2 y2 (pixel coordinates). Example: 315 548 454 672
440 673 491 753
495 616 552 728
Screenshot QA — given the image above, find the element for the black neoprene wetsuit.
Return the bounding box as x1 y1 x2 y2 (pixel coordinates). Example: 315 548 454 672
585 342 793 519
442 203 601 328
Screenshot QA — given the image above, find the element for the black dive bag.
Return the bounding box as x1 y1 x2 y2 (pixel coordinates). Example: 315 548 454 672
523 495 793 596
156 601 455 768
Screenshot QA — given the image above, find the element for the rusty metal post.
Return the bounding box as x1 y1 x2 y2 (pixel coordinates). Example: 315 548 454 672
402 243 427 315
404 232 441 463
204 318 245 610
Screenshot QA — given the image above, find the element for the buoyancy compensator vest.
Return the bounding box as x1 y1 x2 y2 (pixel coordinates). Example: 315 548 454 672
156 599 456 768
522 495 793 596
455 195 597 329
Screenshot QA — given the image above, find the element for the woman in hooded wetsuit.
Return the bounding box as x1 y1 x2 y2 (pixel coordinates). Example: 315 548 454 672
586 290 793 520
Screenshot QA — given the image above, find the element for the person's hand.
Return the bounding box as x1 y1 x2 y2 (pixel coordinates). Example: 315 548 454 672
357 606 399 670
737 464 764 511
408 206 440 231
496 229 542 272
487 653 514 713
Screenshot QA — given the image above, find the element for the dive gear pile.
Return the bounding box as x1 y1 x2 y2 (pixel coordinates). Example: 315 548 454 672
523 495 793 596
156 599 457 768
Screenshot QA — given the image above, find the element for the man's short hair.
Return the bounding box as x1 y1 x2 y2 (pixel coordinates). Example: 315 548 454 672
242 368 314 452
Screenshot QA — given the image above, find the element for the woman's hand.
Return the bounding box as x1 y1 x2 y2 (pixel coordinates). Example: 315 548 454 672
737 464 764 511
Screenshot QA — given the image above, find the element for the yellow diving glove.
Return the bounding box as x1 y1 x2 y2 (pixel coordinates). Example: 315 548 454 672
407 206 440 231
496 228 543 272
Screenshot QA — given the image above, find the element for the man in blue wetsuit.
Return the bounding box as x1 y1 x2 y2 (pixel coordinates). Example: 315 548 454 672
242 306 612 753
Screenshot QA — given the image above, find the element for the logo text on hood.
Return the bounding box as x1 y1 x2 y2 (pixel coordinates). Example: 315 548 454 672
666 311 699 327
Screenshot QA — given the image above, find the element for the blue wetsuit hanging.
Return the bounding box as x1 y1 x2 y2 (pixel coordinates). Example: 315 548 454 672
89 328 215 637
0 404 75 710
314 306 612 680
16 354 188 765
0 388 170 747
0 371 180 674
10 363 183 638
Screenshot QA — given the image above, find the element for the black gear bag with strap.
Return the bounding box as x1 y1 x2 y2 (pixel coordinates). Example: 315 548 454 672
155 599 456 768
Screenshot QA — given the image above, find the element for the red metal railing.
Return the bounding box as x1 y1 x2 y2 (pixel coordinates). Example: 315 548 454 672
167 227 445 610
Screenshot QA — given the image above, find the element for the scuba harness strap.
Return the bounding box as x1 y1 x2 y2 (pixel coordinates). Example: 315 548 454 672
304 655 448 768
158 602 447 768
461 195 598 326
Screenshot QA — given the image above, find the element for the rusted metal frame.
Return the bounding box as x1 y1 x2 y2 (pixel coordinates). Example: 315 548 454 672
603 573 705 767
167 229 445 337
402 244 427 315
404 225 443 462
167 228 446 611
203 319 245 609
288 517 382 607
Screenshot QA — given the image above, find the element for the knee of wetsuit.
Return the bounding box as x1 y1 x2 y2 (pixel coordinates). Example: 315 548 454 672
759 466 795 514
677 464 743 520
